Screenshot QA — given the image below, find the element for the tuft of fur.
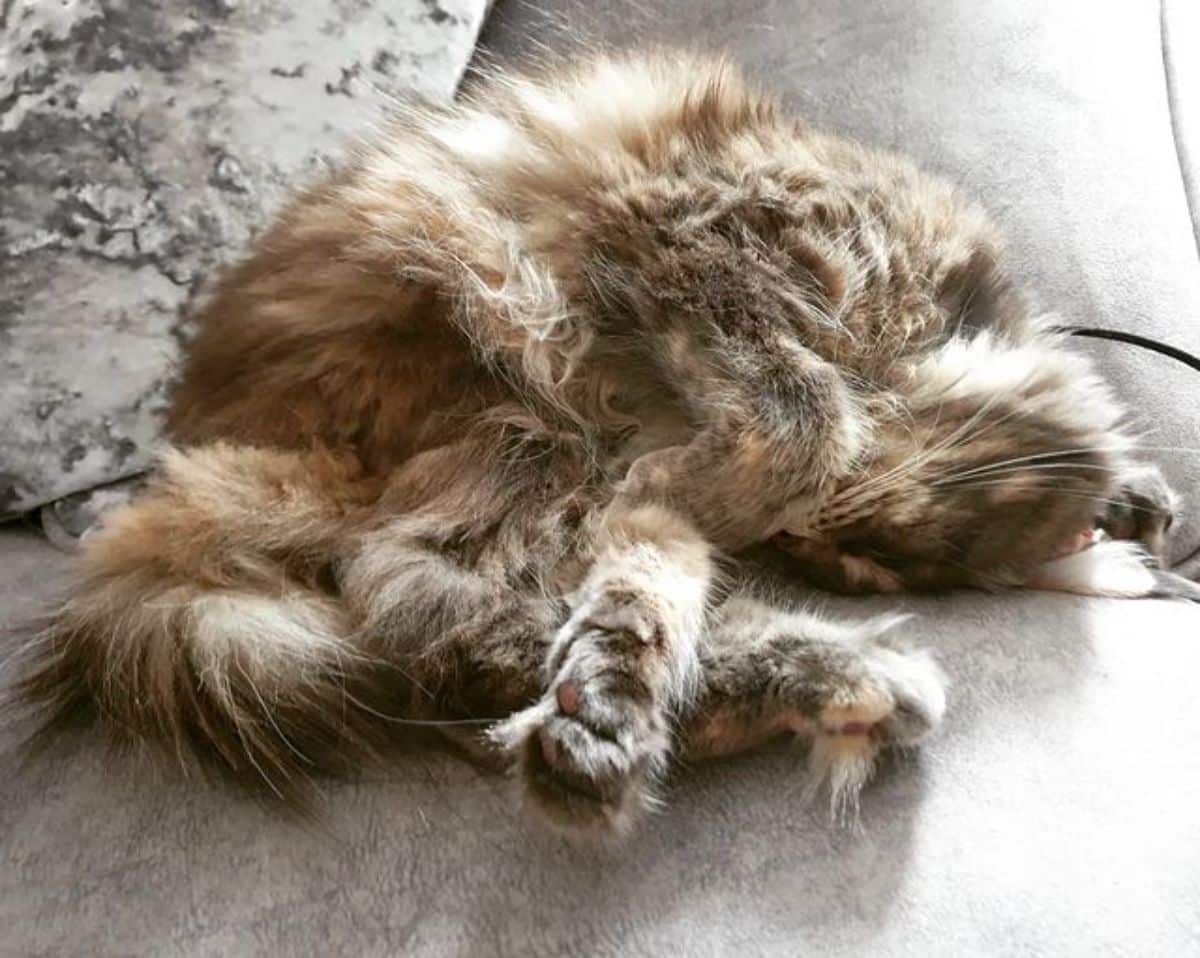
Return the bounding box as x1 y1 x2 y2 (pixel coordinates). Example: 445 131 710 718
5 445 404 804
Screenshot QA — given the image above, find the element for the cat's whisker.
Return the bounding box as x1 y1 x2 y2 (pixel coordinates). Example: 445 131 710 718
934 446 1123 482
905 369 1045 462
835 407 1197 518
832 384 1030 509
931 443 1200 488
933 462 1121 487
842 390 1005 499
936 478 1167 514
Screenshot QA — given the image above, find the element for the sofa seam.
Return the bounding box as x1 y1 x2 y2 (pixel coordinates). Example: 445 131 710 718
1160 0 1200 263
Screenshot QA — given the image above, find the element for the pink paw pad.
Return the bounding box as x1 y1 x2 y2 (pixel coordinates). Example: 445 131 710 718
822 720 875 737
556 681 580 716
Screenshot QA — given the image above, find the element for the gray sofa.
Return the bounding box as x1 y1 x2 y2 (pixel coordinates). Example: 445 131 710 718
4 1 1199 954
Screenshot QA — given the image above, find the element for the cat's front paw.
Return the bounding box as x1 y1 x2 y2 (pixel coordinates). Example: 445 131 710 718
1099 463 1177 560
490 651 671 836
492 588 687 837
492 678 669 837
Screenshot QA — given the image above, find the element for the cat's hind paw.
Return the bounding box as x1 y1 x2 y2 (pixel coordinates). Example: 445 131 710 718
805 638 947 820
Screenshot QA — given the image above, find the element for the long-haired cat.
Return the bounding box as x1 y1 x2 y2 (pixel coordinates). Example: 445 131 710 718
7 51 1186 835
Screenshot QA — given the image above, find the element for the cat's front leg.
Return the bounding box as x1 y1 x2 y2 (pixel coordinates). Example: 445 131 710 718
1099 461 1177 561
1050 460 1200 602
624 335 865 553
683 596 948 818
491 501 713 836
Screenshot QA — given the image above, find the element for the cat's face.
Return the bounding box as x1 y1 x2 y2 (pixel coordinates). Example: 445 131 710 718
772 325 1160 594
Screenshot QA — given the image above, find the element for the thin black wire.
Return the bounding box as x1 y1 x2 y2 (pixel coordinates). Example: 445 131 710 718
1062 325 1200 569
1063 325 1200 374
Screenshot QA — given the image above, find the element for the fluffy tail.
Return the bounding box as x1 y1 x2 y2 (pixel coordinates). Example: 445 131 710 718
5 443 400 806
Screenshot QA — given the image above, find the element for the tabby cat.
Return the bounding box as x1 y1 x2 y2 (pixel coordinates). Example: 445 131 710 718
11 51 1185 836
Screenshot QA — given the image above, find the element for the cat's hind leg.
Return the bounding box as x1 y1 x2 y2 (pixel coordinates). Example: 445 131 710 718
684 596 948 820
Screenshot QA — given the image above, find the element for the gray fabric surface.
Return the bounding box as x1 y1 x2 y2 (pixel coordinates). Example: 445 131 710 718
4 0 1200 955
0 0 490 519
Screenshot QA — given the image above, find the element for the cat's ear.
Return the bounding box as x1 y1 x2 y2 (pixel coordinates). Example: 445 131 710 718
937 246 1008 336
1025 539 1200 601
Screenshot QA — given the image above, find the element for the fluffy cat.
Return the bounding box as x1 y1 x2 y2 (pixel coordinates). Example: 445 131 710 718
9 51 1186 836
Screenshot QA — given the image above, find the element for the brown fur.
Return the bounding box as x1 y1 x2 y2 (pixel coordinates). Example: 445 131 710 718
6 51 1183 834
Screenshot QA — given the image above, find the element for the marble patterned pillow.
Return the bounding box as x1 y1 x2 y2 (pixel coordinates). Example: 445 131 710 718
0 0 490 543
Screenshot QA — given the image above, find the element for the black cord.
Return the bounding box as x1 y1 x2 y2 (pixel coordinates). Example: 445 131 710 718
1061 325 1200 374
1062 324 1200 570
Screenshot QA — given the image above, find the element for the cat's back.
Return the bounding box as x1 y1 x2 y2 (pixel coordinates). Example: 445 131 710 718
165 51 1016 473
430 52 1013 375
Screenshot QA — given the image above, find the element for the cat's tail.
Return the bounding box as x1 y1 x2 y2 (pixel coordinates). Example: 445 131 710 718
4 443 397 806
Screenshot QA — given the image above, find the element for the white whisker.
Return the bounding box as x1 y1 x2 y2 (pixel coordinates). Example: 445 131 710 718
934 462 1119 487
